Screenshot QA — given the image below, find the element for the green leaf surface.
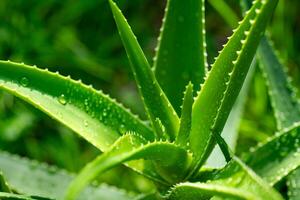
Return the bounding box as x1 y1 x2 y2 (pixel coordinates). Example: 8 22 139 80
210 157 283 200
0 60 165 182
166 182 254 200
153 0 207 113
206 60 256 168
257 37 300 130
287 168 300 200
176 82 194 147
0 60 154 150
109 0 179 140
66 133 192 200
0 151 134 200
244 124 300 185
189 0 278 176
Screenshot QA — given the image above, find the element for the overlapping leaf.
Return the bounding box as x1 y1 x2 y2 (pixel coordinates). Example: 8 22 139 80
0 61 154 149
66 133 192 200
108 0 179 140
244 124 300 185
153 0 207 113
189 0 278 176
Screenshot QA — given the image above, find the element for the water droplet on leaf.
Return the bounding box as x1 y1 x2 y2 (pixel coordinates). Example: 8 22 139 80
58 94 67 105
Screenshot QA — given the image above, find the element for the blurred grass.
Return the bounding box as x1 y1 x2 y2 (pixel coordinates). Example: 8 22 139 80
0 0 299 194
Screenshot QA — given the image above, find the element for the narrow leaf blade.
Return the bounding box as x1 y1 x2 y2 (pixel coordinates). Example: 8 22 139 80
189 0 278 176
176 82 194 147
245 125 300 185
257 37 300 130
153 0 207 113
109 0 179 140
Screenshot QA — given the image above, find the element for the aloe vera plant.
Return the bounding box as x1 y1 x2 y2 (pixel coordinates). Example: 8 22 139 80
1 0 300 199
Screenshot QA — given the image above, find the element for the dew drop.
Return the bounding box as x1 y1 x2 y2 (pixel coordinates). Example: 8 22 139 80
20 77 29 86
58 94 67 105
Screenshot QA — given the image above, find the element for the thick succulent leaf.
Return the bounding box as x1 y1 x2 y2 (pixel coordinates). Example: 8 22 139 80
166 182 255 200
207 60 256 168
244 124 300 185
176 82 194 147
0 192 48 200
0 60 154 149
153 0 207 113
257 37 300 192
108 0 179 140
257 37 300 130
0 61 164 182
66 134 192 200
0 172 11 193
189 0 278 176
210 157 283 200
0 151 134 200
287 168 300 200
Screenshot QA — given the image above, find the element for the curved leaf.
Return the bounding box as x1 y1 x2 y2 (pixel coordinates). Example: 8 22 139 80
189 0 278 176
0 61 154 150
108 0 179 140
153 0 207 113
210 157 283 200
0 61 165 182
245 124 300 185
66 134 192 200
257 37 300 130
0 151 134 200
167 182 255 200
176 82 194 147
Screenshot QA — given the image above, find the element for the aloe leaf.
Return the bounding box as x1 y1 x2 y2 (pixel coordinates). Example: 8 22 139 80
244 124 300 185
167 182 255 200
153 0 207 113
0 172 11 193
207 60 256 168
0 151 134 200
257 37 300 130
176 82 194 147
210 157 283 200
108 0 179 140
0 60 154 149
66 133 192 200
189 0 278 176
0 61 166 182
287 168 300 200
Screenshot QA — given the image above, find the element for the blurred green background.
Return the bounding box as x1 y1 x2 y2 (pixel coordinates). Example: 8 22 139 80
0 0 299 194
